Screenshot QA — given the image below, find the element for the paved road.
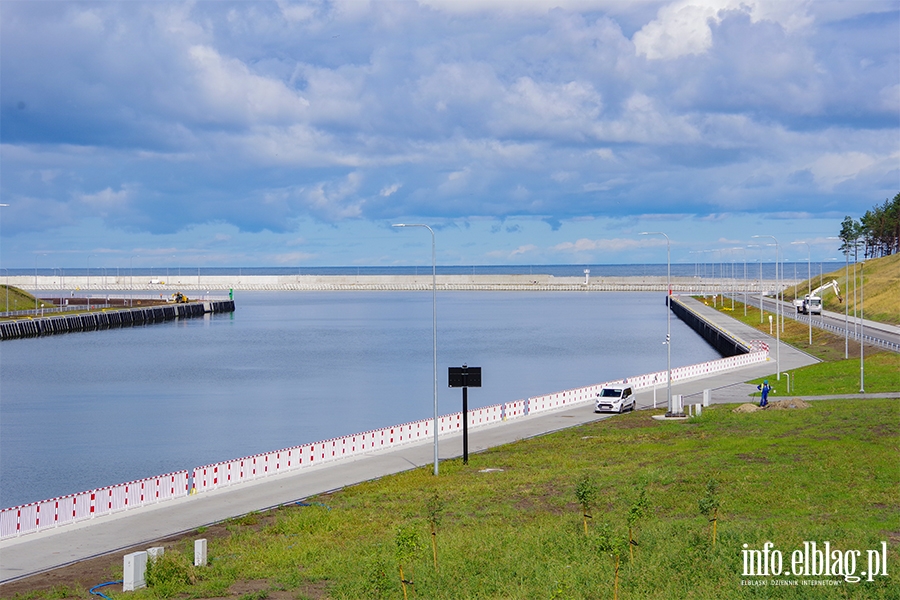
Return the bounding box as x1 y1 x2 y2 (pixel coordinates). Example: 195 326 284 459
744 294 900 351
0 297 877 583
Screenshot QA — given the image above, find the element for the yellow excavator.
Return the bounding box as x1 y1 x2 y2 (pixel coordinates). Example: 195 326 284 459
171 292 190 303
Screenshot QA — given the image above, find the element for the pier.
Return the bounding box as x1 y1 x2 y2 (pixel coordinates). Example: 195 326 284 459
6 274 791 293
0 300 235 340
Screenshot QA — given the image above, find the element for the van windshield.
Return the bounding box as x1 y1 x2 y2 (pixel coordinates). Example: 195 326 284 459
600 389 623 398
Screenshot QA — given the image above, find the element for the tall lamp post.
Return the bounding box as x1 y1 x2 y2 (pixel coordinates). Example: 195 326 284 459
752 235 780 380
640 231 676 416
130 255 139 307
859 262 865 393
392 223 439 475
791 241 812 346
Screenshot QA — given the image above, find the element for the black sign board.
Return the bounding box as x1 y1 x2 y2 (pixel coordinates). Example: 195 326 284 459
448 366 482 388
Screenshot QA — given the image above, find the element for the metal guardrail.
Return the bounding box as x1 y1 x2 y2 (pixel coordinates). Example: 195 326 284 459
794 314 900 353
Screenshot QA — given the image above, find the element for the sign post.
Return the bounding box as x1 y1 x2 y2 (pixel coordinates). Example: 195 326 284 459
448 365 481 464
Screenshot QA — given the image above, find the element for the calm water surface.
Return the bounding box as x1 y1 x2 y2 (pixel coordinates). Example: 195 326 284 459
0 291 721 507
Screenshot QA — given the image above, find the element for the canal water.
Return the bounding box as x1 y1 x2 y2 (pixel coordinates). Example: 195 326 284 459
0 291 722 508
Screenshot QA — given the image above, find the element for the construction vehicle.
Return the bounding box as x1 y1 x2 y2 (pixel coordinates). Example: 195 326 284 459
794 279 842 315
171 292 190 304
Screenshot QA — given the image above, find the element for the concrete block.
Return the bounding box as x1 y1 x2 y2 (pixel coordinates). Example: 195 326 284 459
123 551 147 591
147 546 164 560
194 539 207 567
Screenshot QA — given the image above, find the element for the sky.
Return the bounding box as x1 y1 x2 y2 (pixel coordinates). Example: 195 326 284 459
1 0 897 270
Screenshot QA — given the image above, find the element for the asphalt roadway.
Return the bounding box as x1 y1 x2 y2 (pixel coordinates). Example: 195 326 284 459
0 297 890 583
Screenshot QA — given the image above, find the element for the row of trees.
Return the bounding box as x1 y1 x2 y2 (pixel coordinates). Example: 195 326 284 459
838 193 900 259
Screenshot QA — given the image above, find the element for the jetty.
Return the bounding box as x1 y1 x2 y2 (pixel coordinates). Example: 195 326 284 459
6 274 790 293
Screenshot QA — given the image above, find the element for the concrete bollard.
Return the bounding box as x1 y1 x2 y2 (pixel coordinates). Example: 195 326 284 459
123 551 148 591
194 539 207 567
703 389 710 407
696 404 702 417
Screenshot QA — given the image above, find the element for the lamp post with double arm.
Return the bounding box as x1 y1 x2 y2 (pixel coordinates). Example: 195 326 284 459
640 231 677 416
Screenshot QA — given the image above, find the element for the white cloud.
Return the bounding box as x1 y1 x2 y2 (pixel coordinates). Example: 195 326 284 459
79 186 132 209
184 45 310 125
485 244 539 260
380 183 402 197
808 152 879 191
302 171 366 220
633 0 813 61
553 237 645 253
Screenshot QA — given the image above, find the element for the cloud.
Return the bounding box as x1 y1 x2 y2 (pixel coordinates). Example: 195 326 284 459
484 244 538 260
78 186 132 210
553 237 646 253
379 183 402 197
0 0 893 266
633 0 813 61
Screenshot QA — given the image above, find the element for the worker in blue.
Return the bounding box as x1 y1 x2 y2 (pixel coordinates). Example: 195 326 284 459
757 380 773 407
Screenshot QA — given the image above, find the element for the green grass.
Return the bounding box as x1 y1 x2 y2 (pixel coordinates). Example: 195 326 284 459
31 398 894 600
750 352 899 396
700 297 900 395
0 285 54 312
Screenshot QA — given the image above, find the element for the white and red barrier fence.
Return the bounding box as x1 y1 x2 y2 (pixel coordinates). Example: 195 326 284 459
1 343 768 540
0 471 188 540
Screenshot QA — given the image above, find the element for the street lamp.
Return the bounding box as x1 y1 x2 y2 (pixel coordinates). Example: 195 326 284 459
2 268 8 313
392 223 439 475
640 231 676 416
752 235 781 381
130 255 139 307
0 204 8 310
791 241 812 346
859 262 865 393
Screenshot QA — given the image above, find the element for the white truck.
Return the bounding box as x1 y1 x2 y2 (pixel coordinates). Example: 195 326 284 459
794 279 842 315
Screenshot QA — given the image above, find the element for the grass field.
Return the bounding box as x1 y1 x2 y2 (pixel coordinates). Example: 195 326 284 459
5 399 897 600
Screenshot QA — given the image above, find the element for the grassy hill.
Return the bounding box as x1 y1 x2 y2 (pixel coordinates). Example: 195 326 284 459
784 253 899 325
0 285 54 313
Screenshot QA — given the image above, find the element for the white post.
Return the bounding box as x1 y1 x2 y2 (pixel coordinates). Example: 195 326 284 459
703 389 710 407
194 539 208 567
123 551 148 591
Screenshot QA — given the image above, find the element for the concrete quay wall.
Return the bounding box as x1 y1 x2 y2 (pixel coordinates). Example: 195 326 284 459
0 301 235 340
10 274 791 293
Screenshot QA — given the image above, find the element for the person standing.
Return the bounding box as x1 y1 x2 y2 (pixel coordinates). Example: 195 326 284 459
757 380 773 407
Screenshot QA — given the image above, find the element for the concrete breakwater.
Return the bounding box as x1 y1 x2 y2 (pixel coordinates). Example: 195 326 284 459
670 296 757 356
10 274 790 293
0 300 235 340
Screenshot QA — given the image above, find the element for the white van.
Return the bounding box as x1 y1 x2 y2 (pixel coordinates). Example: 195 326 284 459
595 386 635 413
